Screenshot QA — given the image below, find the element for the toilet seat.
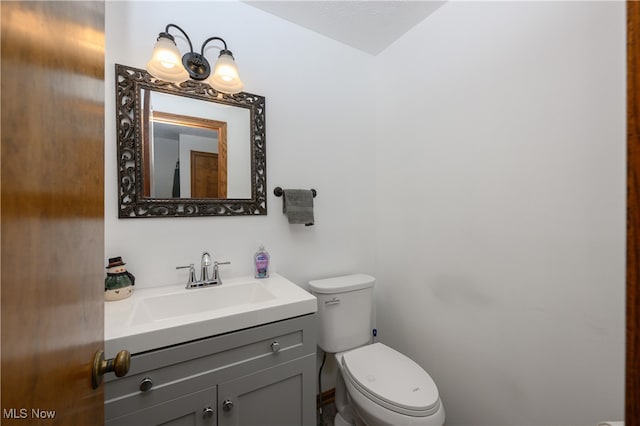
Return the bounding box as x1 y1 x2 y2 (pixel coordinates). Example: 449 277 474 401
341 343 441 417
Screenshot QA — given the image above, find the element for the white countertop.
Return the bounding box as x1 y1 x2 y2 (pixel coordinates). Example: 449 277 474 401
104 273 317 358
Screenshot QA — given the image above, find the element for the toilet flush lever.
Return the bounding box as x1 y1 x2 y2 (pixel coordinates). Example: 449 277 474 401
325 297 340 305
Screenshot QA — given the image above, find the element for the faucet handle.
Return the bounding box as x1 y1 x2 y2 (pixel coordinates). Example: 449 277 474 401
176 264 197 288
212 261 231 283
213 261 231 273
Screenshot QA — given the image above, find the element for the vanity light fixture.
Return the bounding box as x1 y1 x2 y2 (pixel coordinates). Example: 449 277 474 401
146 24 244 94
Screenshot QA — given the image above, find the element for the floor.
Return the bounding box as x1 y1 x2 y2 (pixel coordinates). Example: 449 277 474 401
318 402 337 426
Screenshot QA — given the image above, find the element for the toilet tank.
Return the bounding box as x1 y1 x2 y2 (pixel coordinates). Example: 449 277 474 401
308 274 375 353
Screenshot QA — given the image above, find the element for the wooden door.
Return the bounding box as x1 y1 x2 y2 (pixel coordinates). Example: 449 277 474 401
191 149 228 199
1 1 105 424
191 151 220 198
629 3 640 424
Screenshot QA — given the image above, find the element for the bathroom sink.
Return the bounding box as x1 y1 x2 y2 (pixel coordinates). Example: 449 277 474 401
130 281 276 325
104 273 317 358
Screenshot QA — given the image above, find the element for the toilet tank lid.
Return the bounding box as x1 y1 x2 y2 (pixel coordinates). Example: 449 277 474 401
309 274 375 294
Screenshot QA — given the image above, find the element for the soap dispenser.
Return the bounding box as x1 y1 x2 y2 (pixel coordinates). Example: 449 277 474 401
254 244 270 279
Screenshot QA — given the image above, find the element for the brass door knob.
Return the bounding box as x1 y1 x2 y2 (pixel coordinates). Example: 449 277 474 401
91 349 131 389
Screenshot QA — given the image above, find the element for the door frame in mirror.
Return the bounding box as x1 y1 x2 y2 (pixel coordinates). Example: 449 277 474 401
115 64 266 218
142 111 228 199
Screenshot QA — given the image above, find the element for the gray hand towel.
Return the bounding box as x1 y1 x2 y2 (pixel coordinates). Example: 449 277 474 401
282 189 314 226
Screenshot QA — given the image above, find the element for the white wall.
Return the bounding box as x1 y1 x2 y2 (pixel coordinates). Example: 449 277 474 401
152 136 178 198
105 1 377 290
374 2 625 425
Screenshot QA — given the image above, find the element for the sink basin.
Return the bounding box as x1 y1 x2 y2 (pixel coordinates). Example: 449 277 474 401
105 273 317 358
131 281 276 324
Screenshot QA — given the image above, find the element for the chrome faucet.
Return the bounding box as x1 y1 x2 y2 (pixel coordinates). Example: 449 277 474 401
201 252 213 284
176 252 231 289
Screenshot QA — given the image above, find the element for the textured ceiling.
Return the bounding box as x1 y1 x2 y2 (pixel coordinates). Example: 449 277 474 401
244 1 445 55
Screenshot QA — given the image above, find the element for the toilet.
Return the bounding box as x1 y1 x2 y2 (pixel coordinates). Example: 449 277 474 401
309 274 445 426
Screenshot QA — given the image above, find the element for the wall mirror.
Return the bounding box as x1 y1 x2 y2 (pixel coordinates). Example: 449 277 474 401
115 64 266 217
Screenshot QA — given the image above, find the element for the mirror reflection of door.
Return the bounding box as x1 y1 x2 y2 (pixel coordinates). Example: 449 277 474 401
191 150 227 198
141 109 227 199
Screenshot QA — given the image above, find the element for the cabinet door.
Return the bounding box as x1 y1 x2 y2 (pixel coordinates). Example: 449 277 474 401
218 355 316 426
106 387 217 426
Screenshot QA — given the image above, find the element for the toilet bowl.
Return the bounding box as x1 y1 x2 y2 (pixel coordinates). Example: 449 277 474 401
309 274 445 426
338 343 445 425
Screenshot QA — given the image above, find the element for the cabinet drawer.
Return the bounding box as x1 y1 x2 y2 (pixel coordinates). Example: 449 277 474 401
106 386 217 426
105 314 316 421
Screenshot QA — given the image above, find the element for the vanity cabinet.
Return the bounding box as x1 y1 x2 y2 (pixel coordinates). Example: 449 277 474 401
105 314 317 426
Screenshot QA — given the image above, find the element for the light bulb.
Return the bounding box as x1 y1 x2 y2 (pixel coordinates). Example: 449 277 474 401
208 51 243 94
146 36 188 83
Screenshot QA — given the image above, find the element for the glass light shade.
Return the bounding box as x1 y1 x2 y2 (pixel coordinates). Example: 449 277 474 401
208 52 244 94
146 37 189 83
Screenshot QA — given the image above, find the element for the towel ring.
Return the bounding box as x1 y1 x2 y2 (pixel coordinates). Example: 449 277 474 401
273 187 317 198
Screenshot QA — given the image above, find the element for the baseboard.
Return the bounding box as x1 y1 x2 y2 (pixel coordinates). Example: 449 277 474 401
317 388 335 407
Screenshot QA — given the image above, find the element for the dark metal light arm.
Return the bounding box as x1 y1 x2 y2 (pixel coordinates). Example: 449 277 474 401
162 23 213 81
163 23 194 54
200 36 228 56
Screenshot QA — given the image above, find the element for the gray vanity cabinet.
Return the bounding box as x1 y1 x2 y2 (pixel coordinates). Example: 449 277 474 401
217 355 315 426
105 314 317 426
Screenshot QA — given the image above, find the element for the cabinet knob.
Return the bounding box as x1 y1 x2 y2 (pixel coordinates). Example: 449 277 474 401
270 341 280 353
222 399 234 412
203 407 215 418
139 377 153 392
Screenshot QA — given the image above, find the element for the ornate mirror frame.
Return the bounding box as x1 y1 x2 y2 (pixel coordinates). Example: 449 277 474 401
115 63 266 218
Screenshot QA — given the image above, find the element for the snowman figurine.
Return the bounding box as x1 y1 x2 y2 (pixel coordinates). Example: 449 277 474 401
105 256 135 301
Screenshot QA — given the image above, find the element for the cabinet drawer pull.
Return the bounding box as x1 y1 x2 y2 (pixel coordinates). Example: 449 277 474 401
139 377 153 392
203 407 215 418
223 399 234 412
270 341 281 353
